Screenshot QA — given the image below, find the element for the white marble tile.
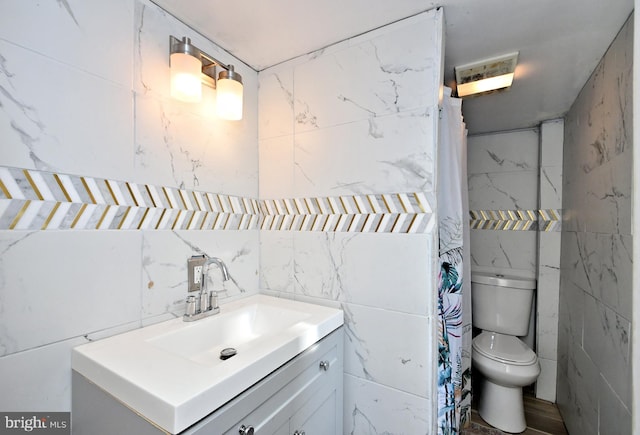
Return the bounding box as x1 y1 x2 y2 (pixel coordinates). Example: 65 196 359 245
293 12 441 132
258 64 295 140
259 135 294 199
598 234 632 320
343 373 431 434
467 129 539 175
134 93 258 195
583 295 631 408
536 310 558 361
556 342 599 435
0 40 134 180
537 263 559 352
467 170 538 210
0 336 86 412
537 233 560 361
601 16 633 163
293 232 432 316
540 166 563 209
536 282 559 360
134 0 182 99
293 108 436 197
559 231 600 299
598 375 632 435
563 18 632 236
141 230 259 319
560 231 632 319
0 231 142 356
564 64 606 174
535 357 557 402
470 230 537 274
579 154 632 234
540 119 564 168
342 302 431 397
0 0 133 87
557 278 585 356
539 231 561 270
259 231 294 294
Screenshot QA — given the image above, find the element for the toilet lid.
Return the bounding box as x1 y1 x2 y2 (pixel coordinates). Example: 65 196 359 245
472 331 537 365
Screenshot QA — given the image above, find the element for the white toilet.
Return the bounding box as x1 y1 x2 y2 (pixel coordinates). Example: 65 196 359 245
471 272 540 433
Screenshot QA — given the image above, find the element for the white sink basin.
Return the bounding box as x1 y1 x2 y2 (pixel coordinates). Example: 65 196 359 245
72 295 343 434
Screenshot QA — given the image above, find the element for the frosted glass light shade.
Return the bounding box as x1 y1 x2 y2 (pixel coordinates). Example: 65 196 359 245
216 78 243 120
170 52 202 103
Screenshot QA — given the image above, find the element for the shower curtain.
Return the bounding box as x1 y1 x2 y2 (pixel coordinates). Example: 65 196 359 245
437 87 472 434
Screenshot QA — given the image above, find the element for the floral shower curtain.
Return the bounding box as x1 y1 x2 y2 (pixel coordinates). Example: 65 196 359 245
437 87 472 434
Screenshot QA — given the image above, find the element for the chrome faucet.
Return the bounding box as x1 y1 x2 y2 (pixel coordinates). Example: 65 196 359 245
204 256 230 282
184 254 230 322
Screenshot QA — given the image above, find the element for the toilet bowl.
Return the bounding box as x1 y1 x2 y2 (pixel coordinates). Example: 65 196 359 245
471 272 539 433
472 331 540 433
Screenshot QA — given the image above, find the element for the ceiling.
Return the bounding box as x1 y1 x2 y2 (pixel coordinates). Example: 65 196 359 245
153 0 634 134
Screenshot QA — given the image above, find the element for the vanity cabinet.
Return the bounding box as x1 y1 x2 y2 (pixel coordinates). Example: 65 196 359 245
72 327 343 434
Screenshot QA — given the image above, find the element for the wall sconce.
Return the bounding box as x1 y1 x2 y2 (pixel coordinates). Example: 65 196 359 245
455 52 518 98
170 36 243 120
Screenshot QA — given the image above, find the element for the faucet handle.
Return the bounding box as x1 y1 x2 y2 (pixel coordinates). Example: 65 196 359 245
185 295 197 316
200 291 210 312
210 291 219 310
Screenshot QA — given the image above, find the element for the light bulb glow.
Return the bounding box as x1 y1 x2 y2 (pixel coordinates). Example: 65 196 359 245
216 78 243 120
170 52 202 102
457 72 514 97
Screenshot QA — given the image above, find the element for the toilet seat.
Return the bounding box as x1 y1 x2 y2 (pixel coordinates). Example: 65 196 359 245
472 331 537 366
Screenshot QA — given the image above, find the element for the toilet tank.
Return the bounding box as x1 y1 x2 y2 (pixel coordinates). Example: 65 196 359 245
471 272 536 336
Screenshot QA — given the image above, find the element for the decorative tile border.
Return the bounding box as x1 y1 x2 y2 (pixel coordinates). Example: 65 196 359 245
0 166 435 233
469 209 562 232
0 167 260 231
259 192 434 233
537 209 562 232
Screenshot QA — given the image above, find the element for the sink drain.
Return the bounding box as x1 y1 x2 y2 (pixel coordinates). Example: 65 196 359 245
220 347 237 360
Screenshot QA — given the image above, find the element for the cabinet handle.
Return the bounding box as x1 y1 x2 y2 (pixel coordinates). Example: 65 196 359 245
293 431 306 435
239 425 254 435
319 360 330 371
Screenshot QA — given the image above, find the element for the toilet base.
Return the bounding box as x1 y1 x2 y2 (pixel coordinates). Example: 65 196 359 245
478 378 526 433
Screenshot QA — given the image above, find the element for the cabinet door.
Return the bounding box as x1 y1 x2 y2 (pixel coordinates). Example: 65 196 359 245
289 382 339 435
272 420 289 435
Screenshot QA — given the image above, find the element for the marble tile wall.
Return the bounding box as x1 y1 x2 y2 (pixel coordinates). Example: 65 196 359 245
536 119 564 401
258 9 444 433
558 14 633 435
467 129 540 278
0 0 259 412
467 124 564 401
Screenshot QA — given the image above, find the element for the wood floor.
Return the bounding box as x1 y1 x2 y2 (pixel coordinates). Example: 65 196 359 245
463 395 568 435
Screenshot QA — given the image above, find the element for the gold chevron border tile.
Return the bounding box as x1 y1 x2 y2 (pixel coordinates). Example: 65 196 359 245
0 166 435 234
469 208 562 232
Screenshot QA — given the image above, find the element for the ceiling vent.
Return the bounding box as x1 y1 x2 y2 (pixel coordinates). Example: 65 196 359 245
455 52 519 98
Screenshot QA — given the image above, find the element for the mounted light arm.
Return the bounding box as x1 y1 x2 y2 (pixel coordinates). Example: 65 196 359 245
170 36 243 120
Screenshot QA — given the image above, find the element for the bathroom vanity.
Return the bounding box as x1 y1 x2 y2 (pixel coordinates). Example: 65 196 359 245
71 295 343 434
